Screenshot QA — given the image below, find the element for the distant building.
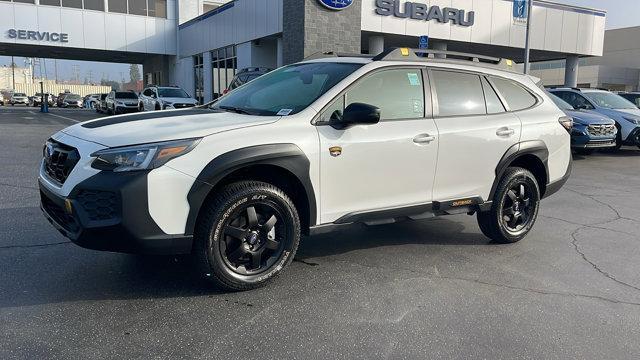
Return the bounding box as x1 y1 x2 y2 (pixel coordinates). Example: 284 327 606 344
0 65 33 90
531 26 640 91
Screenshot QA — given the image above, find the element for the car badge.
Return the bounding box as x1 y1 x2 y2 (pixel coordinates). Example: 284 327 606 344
329 146 342 157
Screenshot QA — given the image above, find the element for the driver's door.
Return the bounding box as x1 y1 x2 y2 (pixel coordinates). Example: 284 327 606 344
316 68 439 223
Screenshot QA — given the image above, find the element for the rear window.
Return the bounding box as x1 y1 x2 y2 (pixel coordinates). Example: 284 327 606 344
490 77 537 111
14 93 26 97
116 92 139 99
432 70 486 117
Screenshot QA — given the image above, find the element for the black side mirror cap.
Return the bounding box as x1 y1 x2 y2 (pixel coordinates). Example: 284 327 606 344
331 102 381 130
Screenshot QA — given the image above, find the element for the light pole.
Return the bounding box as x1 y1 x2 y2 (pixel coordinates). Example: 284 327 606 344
523 0 533 74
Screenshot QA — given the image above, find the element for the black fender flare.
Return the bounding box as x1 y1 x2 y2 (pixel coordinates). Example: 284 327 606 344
488 140 549 200
184 144 317 236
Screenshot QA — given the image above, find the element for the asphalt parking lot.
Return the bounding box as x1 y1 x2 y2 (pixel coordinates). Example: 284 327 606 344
0 106 639 359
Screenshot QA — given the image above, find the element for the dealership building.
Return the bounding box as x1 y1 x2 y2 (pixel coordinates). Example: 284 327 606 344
1 0 606 102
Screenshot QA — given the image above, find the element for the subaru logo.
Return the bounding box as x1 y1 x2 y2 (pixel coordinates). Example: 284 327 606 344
318 0 353 11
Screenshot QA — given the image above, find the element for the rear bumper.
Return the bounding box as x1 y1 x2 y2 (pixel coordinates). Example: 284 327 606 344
543 156 572 199
39 171 192 255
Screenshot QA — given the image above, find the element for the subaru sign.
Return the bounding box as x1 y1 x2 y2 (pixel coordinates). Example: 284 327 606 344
318 0 353 11
375 0 475 27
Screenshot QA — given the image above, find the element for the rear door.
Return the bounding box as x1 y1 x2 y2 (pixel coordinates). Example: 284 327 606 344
429 69 524 202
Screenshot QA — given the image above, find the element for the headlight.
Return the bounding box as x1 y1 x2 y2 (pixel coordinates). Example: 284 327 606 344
622 116 640 125
91 138 201 172
117 101 125 106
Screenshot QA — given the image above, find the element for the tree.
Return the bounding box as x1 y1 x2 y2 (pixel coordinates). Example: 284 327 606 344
129 64 141 83
101 79 120 91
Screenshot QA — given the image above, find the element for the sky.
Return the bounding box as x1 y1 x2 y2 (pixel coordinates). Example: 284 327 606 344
1 0 638 82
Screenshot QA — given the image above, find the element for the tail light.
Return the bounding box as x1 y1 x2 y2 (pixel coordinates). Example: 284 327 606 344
559 116 573 132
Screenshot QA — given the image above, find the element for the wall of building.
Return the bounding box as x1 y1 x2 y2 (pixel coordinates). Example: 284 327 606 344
178 0 283 58
11 80 111 97
282 0 362 64
0 1 178 55
361 0 605 57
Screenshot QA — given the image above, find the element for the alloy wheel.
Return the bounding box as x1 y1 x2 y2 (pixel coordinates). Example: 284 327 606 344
500 180 534 235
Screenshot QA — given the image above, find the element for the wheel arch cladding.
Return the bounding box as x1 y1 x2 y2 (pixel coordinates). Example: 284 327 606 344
490 141 549 200
185 144 317 236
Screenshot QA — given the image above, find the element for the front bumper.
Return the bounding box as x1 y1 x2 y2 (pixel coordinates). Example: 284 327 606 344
115 105 139 113
571 125 617 149
39 170 193 255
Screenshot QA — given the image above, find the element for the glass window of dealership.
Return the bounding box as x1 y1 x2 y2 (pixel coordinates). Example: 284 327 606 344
0 0 166 17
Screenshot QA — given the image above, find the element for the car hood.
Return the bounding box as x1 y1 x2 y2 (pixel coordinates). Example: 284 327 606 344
60 108 279 147
565 109 615 125
160 97 198 104
609 108 640 119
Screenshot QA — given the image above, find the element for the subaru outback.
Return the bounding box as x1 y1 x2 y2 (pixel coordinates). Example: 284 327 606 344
39 48 572 290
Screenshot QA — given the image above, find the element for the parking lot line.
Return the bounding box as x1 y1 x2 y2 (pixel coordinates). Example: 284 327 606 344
46 112 80 123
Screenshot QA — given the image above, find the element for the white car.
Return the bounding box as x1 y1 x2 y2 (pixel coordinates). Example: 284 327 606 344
139 86 198 111
0 92 4 106
39 48 572 290
10 92 29 106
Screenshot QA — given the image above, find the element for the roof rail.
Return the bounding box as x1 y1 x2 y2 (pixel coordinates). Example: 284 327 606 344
545 86 582 91
372 48 515 69
303 51 373 61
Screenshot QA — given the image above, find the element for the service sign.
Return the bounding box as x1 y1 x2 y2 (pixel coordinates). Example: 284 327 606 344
7 29 69 43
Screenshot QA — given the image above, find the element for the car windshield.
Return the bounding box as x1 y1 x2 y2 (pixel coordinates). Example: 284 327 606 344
583 92 636 109
549 93 574 111
66 95 81 100
116 92 139 99
158 88 189 98
15 93 26 97
212 62 363 116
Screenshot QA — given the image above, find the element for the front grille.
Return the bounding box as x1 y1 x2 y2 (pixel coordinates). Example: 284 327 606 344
174 103 195 109
44 140 80 184
76 190 119 221
41 191 79 233
587 124 616 137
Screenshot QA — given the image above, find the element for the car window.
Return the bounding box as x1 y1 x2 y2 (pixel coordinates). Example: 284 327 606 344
213 62 362 116
481 77 506 114
115 92 139 99
158 88 189 98
620 94 640 108
143 89 153 96
346 68 425 120
553 91 594 110
432 70 485 117
490 77 537 111
583 92 637 110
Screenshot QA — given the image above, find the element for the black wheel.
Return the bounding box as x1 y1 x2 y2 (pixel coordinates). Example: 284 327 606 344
155 103 161 111
194 181 301 291
575 148 594 155
613 123 623 151
478 167 540 244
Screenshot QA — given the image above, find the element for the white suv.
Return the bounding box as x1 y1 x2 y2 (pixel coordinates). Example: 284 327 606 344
139 85 199 111
39 49 572 290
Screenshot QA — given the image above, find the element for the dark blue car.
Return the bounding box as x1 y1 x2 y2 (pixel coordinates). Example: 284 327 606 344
549 94 617 155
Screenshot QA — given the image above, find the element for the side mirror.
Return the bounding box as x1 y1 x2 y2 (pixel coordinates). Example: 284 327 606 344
331 102 381 130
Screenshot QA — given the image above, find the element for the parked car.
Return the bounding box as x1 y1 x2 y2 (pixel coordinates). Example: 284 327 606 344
105 91 140 115
59 94 83 108
83 94 102 109
225 67 272 96
39 48 572 290
9 92 29 106
29 93 55 107
549 88 640 149
616 92 640 108
56 92 71 107
549 93 617 154
96 93 109 113
139 85 198 111
0 92 4 106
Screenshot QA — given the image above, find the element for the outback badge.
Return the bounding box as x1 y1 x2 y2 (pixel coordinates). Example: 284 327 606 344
329 146 342 157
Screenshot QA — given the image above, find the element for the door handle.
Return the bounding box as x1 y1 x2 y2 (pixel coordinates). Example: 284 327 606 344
413 134 436 144
496 127 515 137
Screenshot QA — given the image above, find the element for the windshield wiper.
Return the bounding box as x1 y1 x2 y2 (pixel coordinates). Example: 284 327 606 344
218 105 253 115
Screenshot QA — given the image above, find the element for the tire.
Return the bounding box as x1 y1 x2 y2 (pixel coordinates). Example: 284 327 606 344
477 167 541 244
194 181 301 291
613 124 623 151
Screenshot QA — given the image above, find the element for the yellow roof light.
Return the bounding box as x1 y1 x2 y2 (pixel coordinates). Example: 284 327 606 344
400 48 410 56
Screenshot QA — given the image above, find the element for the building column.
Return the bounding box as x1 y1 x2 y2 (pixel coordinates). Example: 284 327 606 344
203 51 213 103
564 55 579 88
368 35 385 55
431 41 447 58
277 37 284 68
